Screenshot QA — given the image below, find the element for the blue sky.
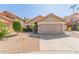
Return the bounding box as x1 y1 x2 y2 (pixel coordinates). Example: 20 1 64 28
0 4 78 19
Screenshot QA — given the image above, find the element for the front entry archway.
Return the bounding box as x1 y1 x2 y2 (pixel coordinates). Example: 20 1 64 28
67 26 72 31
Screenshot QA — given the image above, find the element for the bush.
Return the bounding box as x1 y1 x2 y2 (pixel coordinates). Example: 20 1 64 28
12 21 22 35
0 21 8 39
32 22 38 33
23 25 32 32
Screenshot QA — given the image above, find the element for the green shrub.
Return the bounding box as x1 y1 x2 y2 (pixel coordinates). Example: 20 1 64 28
77 26 79 31
23 25 32 32
32 24 37 30
32 22 38 33
0 21 8 39
12 21 22 35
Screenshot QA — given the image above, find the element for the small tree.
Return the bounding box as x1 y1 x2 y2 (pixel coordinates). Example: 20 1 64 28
0 21 8 39
12 21 22 35
32 22 38 33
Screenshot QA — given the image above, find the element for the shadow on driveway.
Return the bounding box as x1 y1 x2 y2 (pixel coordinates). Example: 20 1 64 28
29 33 70 40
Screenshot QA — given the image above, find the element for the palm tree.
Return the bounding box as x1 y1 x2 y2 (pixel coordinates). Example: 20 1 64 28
70 4 77 13
23 17 30 21
23 17 27 22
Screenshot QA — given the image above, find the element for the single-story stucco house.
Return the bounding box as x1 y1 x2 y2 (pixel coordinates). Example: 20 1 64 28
38 13 65 33
25 13 65 33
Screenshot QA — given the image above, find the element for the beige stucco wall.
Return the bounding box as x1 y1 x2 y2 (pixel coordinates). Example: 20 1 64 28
38 22 65 33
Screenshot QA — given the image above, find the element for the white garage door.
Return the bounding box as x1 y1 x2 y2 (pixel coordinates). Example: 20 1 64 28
38 22 64 33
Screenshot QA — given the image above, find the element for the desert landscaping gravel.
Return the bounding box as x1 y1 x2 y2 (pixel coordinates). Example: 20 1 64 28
0 32 39 53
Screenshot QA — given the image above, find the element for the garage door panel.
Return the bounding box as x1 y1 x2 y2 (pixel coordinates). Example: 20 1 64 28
38 24 63 33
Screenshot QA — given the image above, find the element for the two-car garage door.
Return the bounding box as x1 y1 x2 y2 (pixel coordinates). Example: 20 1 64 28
38 22 65 33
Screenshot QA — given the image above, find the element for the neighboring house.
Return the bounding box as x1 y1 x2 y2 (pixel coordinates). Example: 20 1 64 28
1 11 23 25
0 12 13 32
64 13 79 30
23 17 31 27
38 13 65 33
0 11 23 32
25 15 44 26
1 11 23 20
0 12 12 26
65 13 79 24
0 11 23 25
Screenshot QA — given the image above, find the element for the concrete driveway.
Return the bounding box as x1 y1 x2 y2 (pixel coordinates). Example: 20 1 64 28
38 31 79 53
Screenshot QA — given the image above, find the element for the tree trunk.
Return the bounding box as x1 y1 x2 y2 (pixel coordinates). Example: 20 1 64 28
17 32 18 35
